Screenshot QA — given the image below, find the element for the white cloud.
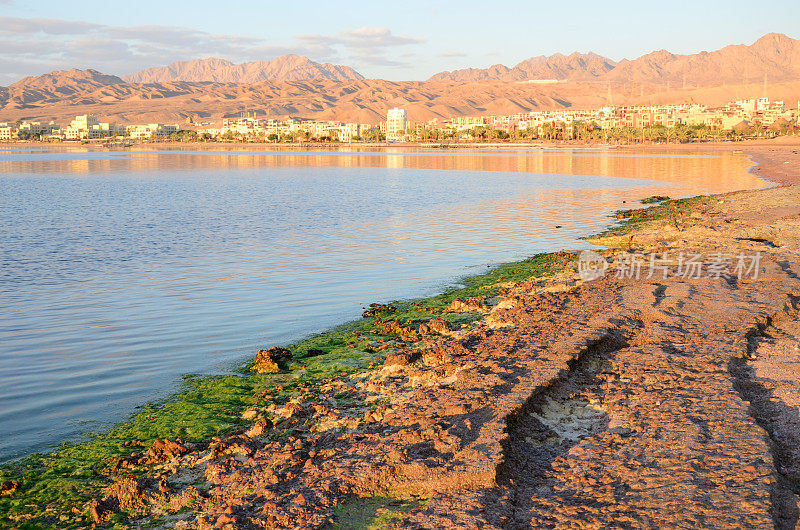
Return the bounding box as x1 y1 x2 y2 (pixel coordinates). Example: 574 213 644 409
0 17 427 85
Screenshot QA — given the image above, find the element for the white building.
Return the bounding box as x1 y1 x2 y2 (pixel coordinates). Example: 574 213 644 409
19 121 59 136
385 108 407 141
0 123 17 141
62 115 123 140
125 124 180 140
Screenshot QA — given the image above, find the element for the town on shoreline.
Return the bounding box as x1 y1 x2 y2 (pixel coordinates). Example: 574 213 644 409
1 96 798 146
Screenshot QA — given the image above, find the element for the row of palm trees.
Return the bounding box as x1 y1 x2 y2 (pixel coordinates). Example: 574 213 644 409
165 120 797 144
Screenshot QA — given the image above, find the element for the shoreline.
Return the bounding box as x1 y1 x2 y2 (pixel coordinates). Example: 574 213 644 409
1 134 798 153
2 143 799 527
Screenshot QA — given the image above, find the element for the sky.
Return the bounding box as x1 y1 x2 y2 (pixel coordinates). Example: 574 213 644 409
1 0 799 85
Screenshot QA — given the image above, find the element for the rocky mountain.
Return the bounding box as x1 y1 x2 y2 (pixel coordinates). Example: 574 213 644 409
429 33 800 87
9 68 124 92
3 69 127 108
604 33 800 86
429 52 616 82
123 55 364 84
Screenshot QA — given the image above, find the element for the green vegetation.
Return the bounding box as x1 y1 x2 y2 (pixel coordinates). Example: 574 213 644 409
332 496 429 529
0 252 574 527
640 195 671 204
591 195 704 239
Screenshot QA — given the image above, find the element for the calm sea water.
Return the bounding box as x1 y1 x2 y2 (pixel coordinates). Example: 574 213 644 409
0 147 765 461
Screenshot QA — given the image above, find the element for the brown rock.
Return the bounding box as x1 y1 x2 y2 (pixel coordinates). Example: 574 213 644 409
245 418 273 438
143 438 188 464
293 493 308 506
252 347 292 373
419 318 454 335
422 345 454 366
0 480 19 496
380 320 413 335
446 298 486 312
383 350 420 366
104 476 146 512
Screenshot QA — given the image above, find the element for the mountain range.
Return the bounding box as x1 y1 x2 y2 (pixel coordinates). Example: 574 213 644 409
1 33 799 125
429 33 800 85
122 55 364 84
428 52 617 82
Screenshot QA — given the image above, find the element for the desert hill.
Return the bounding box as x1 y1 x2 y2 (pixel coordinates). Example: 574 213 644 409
605 33 800 86
428 33 800 86
123 55 364 84
429 52 617 82
2 75 799 126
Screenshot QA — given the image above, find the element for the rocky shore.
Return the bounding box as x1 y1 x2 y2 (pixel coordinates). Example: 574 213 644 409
3 143 800 528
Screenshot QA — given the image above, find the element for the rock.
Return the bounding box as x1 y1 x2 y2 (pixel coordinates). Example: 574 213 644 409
362 303 397 318
143 438 189 464
491 298 518 311
252 347 292 373
446 298 486 312
104 476 146 512
245 418 273 438
384 350 420 366
293 493 308 506
419 318 454 335
305 348 325 357
380 320 413 335
274 397 308 422
1 480 19 496
158 474 170 494
422 346 453 366
89 499 108 524
143 439 189 464
215 514 237 528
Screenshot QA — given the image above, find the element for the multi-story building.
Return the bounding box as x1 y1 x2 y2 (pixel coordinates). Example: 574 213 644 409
0 122 17 141
18 121 60 136
126 124 180 140
385 108 408 141
61 115 124 140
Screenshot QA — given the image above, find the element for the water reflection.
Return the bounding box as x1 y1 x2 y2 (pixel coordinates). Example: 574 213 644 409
0 147 762 193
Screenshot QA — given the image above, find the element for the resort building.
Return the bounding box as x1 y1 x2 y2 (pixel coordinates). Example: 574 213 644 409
61 115 124 140
385 108 408 141
0 122 17 140
126 124 181 140
18 121 60 136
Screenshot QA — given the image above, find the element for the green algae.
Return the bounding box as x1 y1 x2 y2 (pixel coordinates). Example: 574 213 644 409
0 251 573 527
591 195 704 239
331 495 429 529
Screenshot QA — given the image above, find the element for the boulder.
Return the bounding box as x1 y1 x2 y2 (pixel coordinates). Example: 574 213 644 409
143 438 188 464
419 318 454 335
253 347 292 373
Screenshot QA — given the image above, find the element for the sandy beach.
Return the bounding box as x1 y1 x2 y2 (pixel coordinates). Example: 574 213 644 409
2 140 800 528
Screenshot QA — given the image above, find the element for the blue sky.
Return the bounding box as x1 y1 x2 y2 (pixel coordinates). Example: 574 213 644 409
1 0 799 84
